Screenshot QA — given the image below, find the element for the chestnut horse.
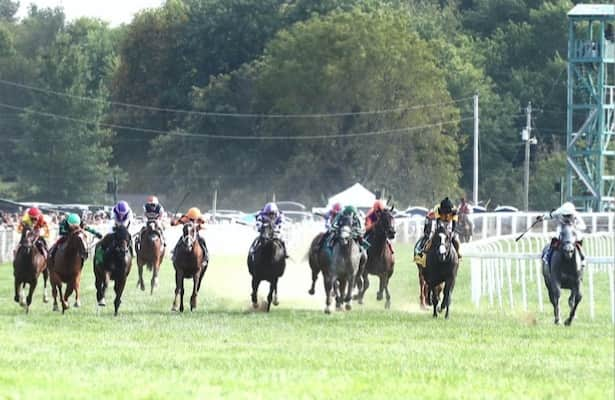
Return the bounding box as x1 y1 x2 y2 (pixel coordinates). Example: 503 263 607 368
172 222 208 312
94 225 132 316
355 208 395 309
48 226 89 313
13 226 48 313
136 220 165 295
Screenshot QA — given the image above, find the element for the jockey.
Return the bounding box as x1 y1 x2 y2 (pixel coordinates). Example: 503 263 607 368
325 202 343 231
458 197 472 215
538 201 586 266
98 201 135 259
250 202 288 259
50 213 102 259
16 207 50 258
171 207 209 266
329 205 367 250
414 197 461 262
364 199 394 253
136 195 166 249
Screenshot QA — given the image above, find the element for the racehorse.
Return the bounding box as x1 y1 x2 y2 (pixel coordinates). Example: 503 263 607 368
172 222 208 312
423 222 459 318
457 212 473 243
542 224 584 326
48 225 88 313
355 208 395 308
324 215 362 313
94 224 132 316
13 226 48 313
248 222 286 312
136 220 165 295
307 232 332 295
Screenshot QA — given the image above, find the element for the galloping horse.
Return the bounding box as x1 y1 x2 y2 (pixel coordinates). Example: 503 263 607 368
542 224 584 325
248 222 286 312
172 222 208 312
94 225 132 315
48 226 88 313
324 215 362 313
307 232 331 295
355 208 395 309
13 226 48 312
136 220 165 294
423 222 459 318
457 213 473 243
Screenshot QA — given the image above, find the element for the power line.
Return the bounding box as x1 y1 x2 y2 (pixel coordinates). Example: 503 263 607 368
0 78 473 119
0 102 473 141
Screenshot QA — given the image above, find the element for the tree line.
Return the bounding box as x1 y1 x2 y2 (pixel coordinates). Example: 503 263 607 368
0 0 595 210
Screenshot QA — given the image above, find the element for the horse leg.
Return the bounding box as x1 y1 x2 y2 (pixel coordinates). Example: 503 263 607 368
266 279 277 312
73 273 82 308
272 281 279 306
51 281 59 312
251 277 260 309
441 282 452 319
42 268 49 303
172 269 183 312
376 274 385 301
309 267 318 295
190 273 199 312
14 278 20 304
345 276 354 311
565 285 583 326
150 260 160 295
359 270 370 305
335 280 343 310
25 279 37 313
58 284 68 314
114 277 126 316
324 275 333 314
383 275 391 310
137 261 145 291
550 283 561 325
430 286 438 318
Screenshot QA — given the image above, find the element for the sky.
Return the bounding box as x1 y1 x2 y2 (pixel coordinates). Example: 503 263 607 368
16 0 164 26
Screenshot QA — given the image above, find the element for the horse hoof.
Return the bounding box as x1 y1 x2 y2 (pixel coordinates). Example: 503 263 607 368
252 303 258 309
358 299 363 305
324 308 331 314
25 306 30 314
385 300 391 310
139 283 145 291
345 304 352 311
98 299 106 307
74 301 81 308
273 300 279 306
376 294 383 301
171 307 178 312
14 296 19 304
554 319 561 325
308 289 315 295
352 294 359 300
43 295 49 304
53 304 59 312
564 318 572 326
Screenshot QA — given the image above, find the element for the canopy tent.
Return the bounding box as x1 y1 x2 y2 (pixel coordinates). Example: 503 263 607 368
327 183 376 209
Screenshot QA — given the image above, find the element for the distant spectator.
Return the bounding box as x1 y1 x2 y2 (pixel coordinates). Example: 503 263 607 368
606 24 614 42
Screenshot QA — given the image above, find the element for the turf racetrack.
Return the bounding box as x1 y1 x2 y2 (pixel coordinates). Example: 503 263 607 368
1 246 613 399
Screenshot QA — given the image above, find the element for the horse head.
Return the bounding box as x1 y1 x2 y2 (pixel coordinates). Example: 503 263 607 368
559 224 577 261
376 209 396 240
182 222 197 252
67 225 88 259
146 220 157 233
433 225 452 263
260 222 276 242
19 226 35 250
113 225 131 256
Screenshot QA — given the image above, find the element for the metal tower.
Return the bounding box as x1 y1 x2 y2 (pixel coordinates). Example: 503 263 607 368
567 4 615 211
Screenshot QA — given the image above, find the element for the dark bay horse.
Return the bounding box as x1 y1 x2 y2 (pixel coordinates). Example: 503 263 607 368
94 225 132 316
136 220 165 295
423 223 459 318
172 222 208 312
13 226 48 313
324 215 362 313
307 232 332 295
355 208 395 309
48 226 88 313
247 222 286 312
542 224 584 326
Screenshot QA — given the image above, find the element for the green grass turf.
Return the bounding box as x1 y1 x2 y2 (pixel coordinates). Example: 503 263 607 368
1 246 613 399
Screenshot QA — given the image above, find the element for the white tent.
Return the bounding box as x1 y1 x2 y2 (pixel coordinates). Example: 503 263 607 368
327 183 376 208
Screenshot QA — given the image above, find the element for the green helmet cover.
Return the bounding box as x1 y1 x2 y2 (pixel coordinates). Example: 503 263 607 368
343 205 357 215
66 213 81 226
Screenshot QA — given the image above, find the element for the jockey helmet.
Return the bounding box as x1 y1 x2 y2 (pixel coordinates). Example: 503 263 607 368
372 200 386 211
27 207 42 219
186 207 202 220
439 197 454 214
559 202 576 217
332 202 342 213
263 202 279 215
66 213 81 226
113 201 132 223
146 195 159 205
342 205 357 215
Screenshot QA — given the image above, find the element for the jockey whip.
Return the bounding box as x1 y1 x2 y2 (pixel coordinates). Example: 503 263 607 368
515 217 542 242
172 191 191 217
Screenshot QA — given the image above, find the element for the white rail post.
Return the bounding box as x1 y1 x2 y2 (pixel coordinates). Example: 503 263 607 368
588 264 595 320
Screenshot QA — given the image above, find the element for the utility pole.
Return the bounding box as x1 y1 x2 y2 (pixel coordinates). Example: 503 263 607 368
522 102 537 212
473 94 479 206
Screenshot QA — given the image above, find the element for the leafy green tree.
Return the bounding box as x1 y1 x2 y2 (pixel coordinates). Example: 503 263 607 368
0 0 19 22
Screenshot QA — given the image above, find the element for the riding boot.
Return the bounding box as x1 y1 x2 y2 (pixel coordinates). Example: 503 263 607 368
281 240 289 258
359 236 370 251
577 243 586 267
198 236 209 267
386 239 394 254
36 238 48 259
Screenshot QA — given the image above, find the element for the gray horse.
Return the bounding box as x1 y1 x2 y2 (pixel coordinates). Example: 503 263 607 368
324 215 362 314
542 224 584 326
